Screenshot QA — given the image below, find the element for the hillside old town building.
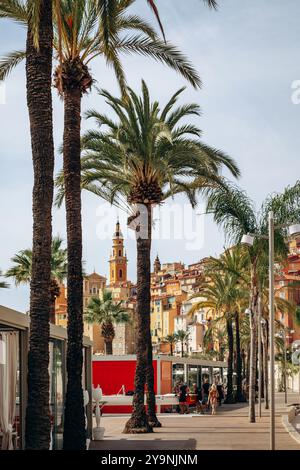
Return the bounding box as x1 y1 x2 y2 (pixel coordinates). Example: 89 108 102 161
55 222 300 356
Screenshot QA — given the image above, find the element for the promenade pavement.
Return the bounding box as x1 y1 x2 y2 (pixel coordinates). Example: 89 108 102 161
90 392 300 450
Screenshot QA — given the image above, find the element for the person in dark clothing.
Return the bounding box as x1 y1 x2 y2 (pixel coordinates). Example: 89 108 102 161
178 382 189 414
202 378 210 412
216 382 224 406
193 383 204 414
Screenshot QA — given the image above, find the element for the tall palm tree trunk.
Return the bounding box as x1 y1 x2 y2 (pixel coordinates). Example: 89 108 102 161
241 349 246 379
50 278 60 324
62 87 85 449
104 340 113 355
235 312 245 402
124 205 153 433
224 317 235 404
219 343 225 362
146 334 161 427
49 292 56 325
249 264 258 423
262 321 269 409
25 0 54 450
246 345 250 385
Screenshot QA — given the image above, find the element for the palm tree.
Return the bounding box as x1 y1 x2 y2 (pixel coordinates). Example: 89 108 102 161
189 271 246 404
56 82 239 432
84 290 130 355
261 290 295 409
206 180 300 421
5 236 68 324
202 320 227 361
175 330 190 357
164 334 177 355
0 269 9 288
0 0 55 449
204 248 249 402
0 0 205 448
53 0 203 448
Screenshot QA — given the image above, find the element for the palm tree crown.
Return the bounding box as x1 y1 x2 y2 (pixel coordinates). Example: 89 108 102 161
206 181 300 262
1 0 202 91
84 289 130 326
84 290 131 355
56 81 240 208
163 333 177 355
175 329 190 357
5 235 67 284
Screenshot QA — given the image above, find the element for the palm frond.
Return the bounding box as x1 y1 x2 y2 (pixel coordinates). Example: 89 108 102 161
27 0 42 49
206 182 257 245
0 0 28 26
0 50 26 81
116 35 202 89
146 0 165 42
56 81 239 224
203 0 218 9
0 269 9 288
96 0 118 49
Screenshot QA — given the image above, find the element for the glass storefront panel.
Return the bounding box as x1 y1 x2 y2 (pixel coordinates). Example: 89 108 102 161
201 367 210 385
213 367 221 384
50 339 64 450
0 328 20 450
172 364 184 390
0 310 92 450
187 365 198 389
222 367 228 387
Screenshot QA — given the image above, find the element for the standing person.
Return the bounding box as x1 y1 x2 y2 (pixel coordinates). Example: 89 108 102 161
173 381 181 413
209 384 219 415
216 382 224 407
193 383 204 414
179 382 189 414
202 378 210 412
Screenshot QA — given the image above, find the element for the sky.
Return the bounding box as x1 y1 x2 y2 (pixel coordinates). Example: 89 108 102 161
0 0 300 311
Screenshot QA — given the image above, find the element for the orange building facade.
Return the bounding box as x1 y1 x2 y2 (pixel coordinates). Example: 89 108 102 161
275 237 300 343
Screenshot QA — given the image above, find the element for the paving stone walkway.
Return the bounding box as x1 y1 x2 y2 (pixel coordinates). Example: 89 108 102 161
90 393 300 451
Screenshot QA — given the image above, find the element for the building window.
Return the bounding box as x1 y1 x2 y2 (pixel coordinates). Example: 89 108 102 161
119 249 121 256
93 287 96 294
119 269 122 278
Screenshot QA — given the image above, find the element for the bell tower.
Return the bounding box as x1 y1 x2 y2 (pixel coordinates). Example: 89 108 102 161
154 254 161 273
109 219 127 286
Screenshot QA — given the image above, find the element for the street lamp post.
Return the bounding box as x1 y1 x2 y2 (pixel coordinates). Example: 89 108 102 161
269 211 275 451
258 296 262 418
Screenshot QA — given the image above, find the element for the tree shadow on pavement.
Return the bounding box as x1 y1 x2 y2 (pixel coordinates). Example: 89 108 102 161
89 438 197 450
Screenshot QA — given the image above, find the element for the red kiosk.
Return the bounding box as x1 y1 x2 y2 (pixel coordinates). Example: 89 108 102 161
92 354 226 414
